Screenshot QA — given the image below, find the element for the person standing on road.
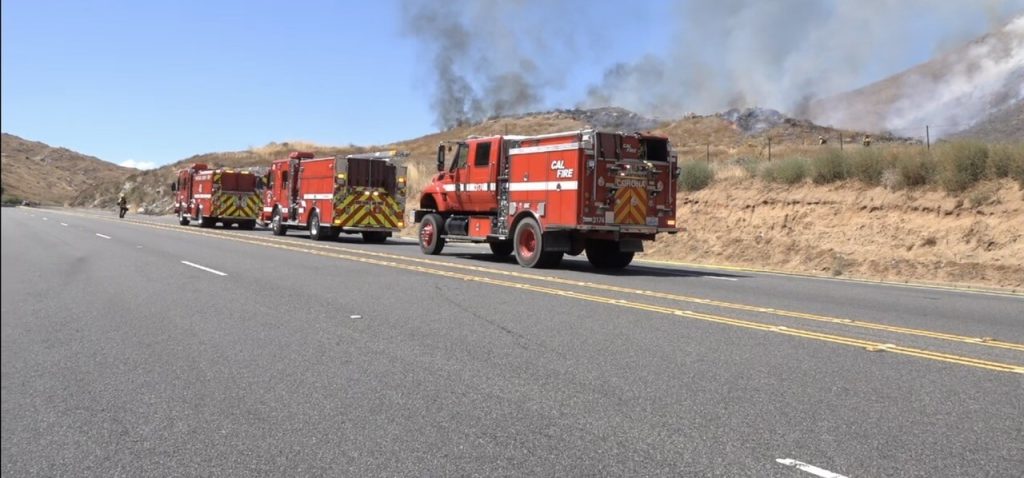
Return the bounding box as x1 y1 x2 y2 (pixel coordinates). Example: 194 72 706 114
117 194 128 218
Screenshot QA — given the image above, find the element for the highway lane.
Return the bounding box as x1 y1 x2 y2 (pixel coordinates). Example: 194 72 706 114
3 207 1023 476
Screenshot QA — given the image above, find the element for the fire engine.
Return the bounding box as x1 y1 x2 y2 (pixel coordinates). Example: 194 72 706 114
172 163 261 229
415 130 679 268
261 151 408 242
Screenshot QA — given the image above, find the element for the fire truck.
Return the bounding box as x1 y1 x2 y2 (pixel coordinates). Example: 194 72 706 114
172 163 261 230
261 151 408 242
415 130 679 268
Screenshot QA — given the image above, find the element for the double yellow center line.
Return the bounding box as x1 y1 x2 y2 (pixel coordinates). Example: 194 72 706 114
55 210 1024 375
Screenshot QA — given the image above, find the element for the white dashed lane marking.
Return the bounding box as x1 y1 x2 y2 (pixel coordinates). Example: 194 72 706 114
180 261 227 276
776 458 848 478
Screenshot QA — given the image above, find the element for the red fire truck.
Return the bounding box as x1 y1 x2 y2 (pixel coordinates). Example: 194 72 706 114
415 130 679 268
172 163 261 229
261 151 408 242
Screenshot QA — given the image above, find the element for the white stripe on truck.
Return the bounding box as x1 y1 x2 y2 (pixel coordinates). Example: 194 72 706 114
508 142 581 155
508 181 578 191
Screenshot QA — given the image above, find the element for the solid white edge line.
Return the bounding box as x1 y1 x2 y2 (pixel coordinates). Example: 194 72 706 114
704 276 738 281
95 233 111 239
60 223 68 226
776 458 848 478
180 260 228 276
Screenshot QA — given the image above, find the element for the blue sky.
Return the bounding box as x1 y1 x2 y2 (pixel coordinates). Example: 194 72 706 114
2 0 1020 168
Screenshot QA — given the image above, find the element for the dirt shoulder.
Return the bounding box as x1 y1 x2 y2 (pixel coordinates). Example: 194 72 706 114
642 178 1024 292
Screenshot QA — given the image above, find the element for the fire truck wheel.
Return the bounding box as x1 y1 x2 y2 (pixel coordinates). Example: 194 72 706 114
362 231 388 243
197 206 213 228
309 211 327 241
585 240 635 269
178 209 190 226
419 213 445 255
513 217 562 268
271 209 287 236
488 241 513 258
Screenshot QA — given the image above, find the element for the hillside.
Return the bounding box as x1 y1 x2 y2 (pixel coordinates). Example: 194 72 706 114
1 133 133 205
950 100 1024 143
806 15 1023 141
645 173 1024 290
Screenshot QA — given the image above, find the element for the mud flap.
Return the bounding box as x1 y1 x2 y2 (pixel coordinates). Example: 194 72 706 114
619 238 644 253
542 231 572 252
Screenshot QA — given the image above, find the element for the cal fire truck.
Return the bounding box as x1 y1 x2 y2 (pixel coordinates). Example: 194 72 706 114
261 151 408 242
172 163 261 230
415 130 679 268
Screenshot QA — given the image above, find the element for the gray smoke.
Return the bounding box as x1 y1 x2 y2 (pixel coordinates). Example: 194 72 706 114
403 0 1024 134
401 0 552 129
581 1 1024 133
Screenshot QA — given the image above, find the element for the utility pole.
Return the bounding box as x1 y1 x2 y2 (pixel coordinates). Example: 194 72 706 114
926 125 930 151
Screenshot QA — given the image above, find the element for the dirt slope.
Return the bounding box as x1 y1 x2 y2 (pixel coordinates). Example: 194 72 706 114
1 133 132 205
644 175 1024 290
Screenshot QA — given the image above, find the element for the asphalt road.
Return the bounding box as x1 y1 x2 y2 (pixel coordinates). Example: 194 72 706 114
3 207 1022 476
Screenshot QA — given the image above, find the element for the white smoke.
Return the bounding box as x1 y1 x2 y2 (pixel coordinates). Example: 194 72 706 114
877 15 1024 135
581 2 1024 136
402 0 1024 134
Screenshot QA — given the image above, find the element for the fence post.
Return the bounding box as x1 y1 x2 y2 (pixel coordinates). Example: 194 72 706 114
839 132 843 150
768 136 772 162
926 125 930 151
706 144 710 164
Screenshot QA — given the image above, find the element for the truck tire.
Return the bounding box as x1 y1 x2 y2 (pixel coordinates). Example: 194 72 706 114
178 208 190 226
362 231 389 243
198 206 214 228
513 217 562 268
585 239 634 269
419 213 445 255
309 211 328 241
489 241 513 258
271 209 287 236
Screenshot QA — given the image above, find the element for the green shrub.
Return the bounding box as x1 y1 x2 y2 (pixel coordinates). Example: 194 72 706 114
678 161 715 191
937 141 988 193
1011 153 1024 189
810 148 848 184
894 150 935 188
849 148 885 185
761 158 808 185
988 144 1024 182
733 156 760 178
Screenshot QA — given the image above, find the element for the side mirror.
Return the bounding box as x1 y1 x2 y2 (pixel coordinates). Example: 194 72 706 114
436 144 446 172
170 182 177 192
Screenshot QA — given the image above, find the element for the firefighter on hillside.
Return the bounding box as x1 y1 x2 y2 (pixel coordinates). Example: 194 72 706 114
863 134 872 147
117 194 128 218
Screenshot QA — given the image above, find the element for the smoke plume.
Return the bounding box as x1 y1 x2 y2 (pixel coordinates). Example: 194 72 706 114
403 0 1024 135
401 0 557 129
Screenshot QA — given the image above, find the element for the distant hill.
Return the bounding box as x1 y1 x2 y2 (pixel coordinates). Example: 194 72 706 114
1 133 132 205
806 16 1023 141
